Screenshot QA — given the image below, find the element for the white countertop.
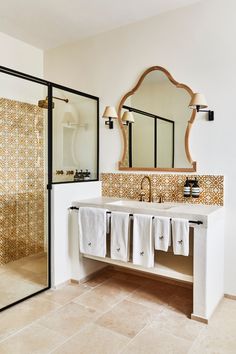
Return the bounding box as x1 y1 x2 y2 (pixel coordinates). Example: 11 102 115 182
72 197 224 227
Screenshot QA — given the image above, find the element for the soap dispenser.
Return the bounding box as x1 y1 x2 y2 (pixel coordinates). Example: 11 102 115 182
183 177 191 197
192 177 200 198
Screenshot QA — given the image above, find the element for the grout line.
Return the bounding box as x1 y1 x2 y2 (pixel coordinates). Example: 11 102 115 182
119 322 152 353
186 324 207 353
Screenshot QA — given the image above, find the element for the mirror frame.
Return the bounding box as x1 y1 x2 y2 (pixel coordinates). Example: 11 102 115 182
118 66 197 172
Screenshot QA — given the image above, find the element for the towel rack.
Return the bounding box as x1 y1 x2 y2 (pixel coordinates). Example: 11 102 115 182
69 206 203 225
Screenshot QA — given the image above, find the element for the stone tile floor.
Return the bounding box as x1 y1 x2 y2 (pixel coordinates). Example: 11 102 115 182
0 253 48 308
0 268 235 353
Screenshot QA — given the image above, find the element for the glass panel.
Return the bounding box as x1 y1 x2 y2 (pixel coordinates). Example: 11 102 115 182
52 88 98 182
0 72 49 309
132 113 154 168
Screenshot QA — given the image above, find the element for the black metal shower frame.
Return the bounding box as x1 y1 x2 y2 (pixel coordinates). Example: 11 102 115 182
0 65 99 311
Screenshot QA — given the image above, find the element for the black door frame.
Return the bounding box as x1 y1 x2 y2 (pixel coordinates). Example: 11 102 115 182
0 65 99 311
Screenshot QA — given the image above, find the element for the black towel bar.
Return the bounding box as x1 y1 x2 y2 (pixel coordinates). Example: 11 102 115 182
69 206 203 225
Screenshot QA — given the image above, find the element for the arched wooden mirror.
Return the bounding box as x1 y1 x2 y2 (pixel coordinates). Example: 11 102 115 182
118 66 196 172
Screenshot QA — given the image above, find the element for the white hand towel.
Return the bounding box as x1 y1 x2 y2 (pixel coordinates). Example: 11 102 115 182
172 218 189 256
110 211 130 262
153 216 171 252
106 213 111 234
78 207 107 257
133 214 154 268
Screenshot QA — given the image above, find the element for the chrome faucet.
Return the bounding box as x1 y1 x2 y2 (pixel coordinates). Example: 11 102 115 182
140 176 152 202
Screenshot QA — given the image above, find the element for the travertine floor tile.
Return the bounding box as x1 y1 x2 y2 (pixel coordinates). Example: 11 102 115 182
122 322 193 354
74 278 139 312
0 272 43 307
167 294 193 317
39 302 99 337
1 269 236 354
210 298 236 336
52 323 129 354
96 299 161 338
0 253 48 309
127 281 175 311
188 325 236 354
42 283 90 305
0 323 66 354
0 297 60 341
153 308 204 341
84 269 113 287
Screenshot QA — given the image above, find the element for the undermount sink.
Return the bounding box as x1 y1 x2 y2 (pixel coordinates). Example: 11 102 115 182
107 200 175 210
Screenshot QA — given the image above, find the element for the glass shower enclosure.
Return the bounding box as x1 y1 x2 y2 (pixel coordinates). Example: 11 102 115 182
0 67 50 310
0 66 99 311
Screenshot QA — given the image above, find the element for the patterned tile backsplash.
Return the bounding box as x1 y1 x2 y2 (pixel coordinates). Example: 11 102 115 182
102 173 224 206
0 98 45 265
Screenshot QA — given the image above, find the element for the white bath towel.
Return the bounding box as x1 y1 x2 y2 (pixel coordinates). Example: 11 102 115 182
153 216 171 252
78 207 107 257
172 218 189 256
133 214 154 268
110 211 130 262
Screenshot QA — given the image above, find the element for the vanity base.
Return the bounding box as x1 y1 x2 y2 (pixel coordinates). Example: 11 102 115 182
82 253 193 284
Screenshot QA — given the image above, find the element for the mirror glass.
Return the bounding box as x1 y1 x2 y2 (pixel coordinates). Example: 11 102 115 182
119 68 196 171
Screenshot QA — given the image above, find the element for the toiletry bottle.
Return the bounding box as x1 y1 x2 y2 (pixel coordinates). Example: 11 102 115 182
183 177 191 197
74 169 80 182
192 177 200 198
78 170 84 181
84 169 91 180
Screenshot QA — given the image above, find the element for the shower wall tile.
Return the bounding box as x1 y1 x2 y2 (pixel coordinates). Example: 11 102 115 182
0 98 45 265
102 173 224 206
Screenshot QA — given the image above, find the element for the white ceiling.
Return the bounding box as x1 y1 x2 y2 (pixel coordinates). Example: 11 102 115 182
0 0 200 50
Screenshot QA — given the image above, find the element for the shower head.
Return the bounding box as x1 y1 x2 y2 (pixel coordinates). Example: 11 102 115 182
38 96 69 109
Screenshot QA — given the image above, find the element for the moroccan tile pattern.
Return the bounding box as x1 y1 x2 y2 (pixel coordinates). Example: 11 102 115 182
102 173 224 206
0 98 45 265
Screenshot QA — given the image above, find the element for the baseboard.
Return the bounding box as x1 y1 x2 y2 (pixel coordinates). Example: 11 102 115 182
191 314 208 324
224 293 236 300
71 265 112 285
52 279 72 289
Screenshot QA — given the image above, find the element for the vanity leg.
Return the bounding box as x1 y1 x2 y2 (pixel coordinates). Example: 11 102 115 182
192 216 224 322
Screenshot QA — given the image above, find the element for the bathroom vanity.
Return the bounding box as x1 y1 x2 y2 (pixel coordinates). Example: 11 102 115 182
72 197 224 323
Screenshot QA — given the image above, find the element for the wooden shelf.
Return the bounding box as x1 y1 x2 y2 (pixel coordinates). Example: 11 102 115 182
82 252 193 283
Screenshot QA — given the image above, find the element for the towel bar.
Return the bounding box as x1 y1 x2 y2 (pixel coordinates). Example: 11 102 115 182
69 206 203 225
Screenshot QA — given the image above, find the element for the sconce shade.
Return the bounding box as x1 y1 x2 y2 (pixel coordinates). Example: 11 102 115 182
189 93 208 109
102 106 118 119
122 111 135 123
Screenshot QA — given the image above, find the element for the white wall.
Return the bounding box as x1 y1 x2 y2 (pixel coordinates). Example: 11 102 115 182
0 32 44 103
44 0 236 295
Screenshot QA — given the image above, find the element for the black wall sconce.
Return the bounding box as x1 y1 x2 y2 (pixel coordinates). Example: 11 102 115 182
189 93 214 121
102 106 118 129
